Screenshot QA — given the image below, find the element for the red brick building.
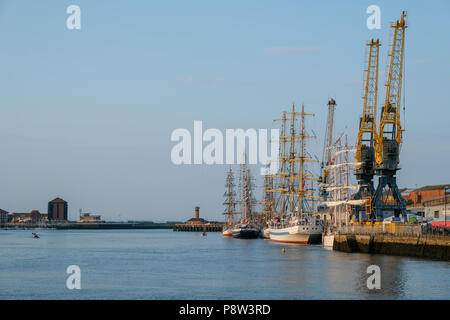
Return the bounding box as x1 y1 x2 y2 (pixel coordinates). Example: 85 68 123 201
403 185 449 205
0 209 9 225
48 198 68 221
12 210 45 223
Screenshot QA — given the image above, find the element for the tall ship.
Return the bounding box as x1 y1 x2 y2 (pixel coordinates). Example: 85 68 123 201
231 153 260 239
222 168 237 237
321 134 362 247
266 104 323 244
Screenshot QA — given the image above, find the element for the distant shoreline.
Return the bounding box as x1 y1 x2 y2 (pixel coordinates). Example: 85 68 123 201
2 221 178 230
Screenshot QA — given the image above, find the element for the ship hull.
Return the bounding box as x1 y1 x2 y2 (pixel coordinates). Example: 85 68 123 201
222 229 232 237
322 234 334 248
231 228 260 239
269 225 322 244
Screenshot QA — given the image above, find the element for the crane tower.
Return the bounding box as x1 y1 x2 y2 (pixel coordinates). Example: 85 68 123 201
353 39 380 221
320 99 336 200
372 11 408 221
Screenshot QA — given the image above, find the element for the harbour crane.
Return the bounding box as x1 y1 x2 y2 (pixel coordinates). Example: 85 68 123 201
320 98 337 200
372 11 408 221
353 39 380 221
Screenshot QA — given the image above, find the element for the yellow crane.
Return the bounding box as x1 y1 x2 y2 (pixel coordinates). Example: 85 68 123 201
353 39 380 221
356 39 380 167
375 11 407 166
372 11 408 220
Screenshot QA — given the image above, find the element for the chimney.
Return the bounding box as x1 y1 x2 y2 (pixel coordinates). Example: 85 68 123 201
195 206 200 219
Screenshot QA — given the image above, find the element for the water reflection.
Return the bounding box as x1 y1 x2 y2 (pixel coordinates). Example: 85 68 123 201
354 254 406 299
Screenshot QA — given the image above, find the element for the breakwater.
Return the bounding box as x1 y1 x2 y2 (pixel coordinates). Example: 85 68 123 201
333 233 450 260
4 221 177 230
173 223 223 232
55 222 175 230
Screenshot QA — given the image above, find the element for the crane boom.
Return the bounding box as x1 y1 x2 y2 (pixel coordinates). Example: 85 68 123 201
356 39 380 164
375 11 407 166
352 39 380 222
372 11 408 221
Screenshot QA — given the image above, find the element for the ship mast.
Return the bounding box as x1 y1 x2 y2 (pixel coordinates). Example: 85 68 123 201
260 169 274 221
322 133 358 227
269 112 288 216
297 104 318 215
223 168 237 226
270 104 319 216
239 153 255 221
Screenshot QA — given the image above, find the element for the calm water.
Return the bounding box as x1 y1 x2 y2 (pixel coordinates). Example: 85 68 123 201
0 229 448 299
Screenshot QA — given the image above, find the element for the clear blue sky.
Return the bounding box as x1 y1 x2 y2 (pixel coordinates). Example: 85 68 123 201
0 0 449 221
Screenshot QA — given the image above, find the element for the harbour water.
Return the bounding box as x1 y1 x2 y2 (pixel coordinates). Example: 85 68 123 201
0 229 448 299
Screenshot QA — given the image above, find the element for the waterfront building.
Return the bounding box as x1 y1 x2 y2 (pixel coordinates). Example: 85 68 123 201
48 198 68 221
421 195 450 222
404 185 450 220
185 206 208 225
0 209 8 226
12 210 46 223
403 185 449 205
79 213 102 222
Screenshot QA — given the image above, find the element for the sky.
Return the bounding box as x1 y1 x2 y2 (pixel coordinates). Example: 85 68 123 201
0 0 449 222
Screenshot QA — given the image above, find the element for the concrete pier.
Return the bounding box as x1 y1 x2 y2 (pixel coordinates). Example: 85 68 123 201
173 223 223 232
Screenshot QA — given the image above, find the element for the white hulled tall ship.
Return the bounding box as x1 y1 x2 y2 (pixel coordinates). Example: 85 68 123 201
222 168 238 237
266 104 323 244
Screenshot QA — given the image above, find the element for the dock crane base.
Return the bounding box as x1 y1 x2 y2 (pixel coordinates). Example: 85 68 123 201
372 169 407 221
352 183 375 222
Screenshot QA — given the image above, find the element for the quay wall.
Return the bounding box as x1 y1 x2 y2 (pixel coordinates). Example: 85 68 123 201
333 234 450 260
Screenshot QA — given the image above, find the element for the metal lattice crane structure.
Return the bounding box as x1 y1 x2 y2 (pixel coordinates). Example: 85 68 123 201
372 11 408 221
320 99 336 200
353 39 380 221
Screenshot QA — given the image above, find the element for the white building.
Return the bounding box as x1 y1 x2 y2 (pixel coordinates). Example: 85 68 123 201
422 194 450 220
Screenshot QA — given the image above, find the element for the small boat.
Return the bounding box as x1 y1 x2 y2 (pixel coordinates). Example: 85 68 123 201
231 223 260 239
202 231 207 236
32 232 40 239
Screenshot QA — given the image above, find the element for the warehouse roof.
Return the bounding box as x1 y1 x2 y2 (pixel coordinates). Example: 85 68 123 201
414 184 450 192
